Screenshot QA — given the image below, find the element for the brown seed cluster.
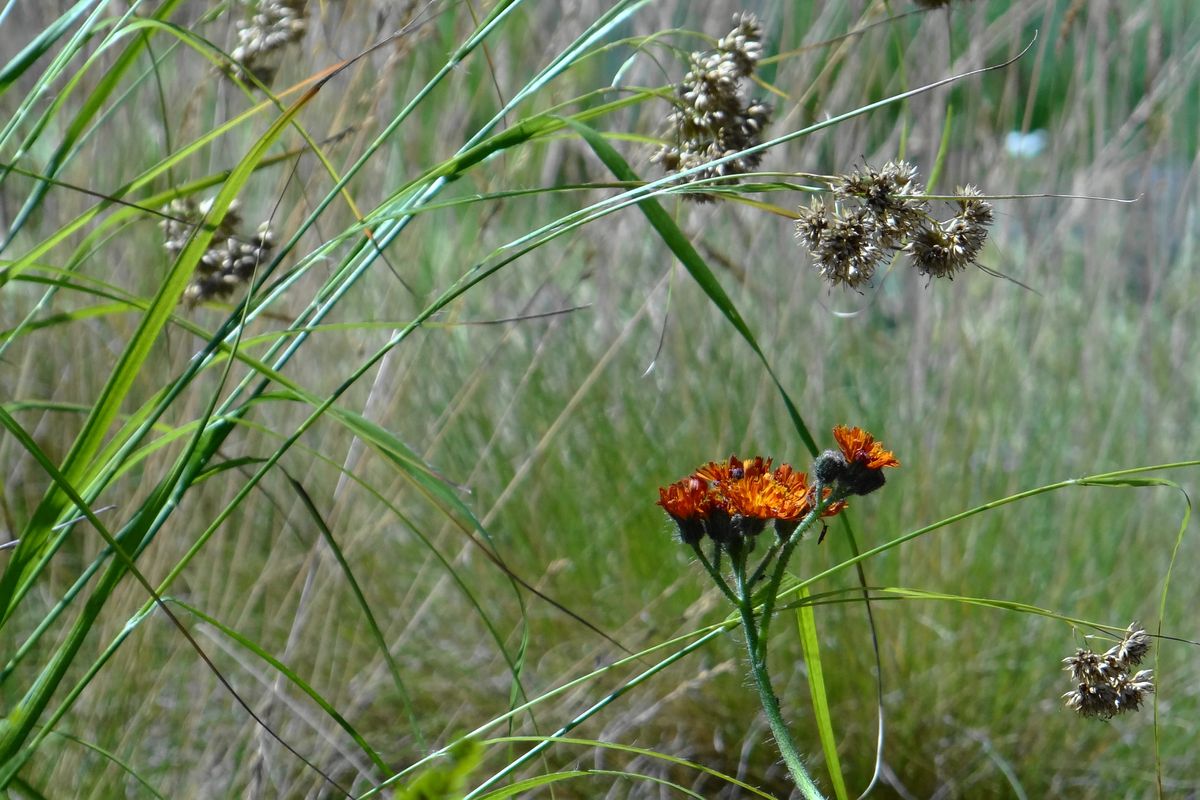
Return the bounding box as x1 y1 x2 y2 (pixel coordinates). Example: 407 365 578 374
795 161 994 289
229 0 309 85
161 198 276 305
1062 623 1154 719
652 13 773 201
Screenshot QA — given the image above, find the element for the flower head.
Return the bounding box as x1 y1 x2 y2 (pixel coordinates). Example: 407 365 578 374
771 464 847 520
819 425 900 496
1061 623 1155 719
833 426 900 470
657 476 713 545
695 455 772 484
652 13 773 200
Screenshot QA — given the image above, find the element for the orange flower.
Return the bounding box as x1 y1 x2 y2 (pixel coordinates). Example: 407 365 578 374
832 425 899 469
720 474 780 519
657 475 712 544
658 476 715 518
658 455 849 545
695 455 772 484
772 464 847 521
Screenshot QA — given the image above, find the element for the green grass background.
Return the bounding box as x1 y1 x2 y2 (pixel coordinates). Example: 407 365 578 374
1 0 1198 797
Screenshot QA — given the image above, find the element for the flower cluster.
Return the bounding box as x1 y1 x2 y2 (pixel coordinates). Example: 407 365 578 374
651 12 773 201
161 198 276 305
229 0 309 85
795 161 994 289
656 426 897 548
1062 623 1154 719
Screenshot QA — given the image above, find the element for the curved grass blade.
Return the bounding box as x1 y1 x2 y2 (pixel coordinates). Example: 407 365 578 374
45 731 166 800
283 474 423 753
0 0 184 250
168 598 391 775
0 410 350 795
480 736 779 799
790 462 1200 601
472 770 704 800
31 420 534 779
0 0 100 98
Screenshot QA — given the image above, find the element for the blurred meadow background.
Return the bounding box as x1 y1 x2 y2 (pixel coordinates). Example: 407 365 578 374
1 0 1198 797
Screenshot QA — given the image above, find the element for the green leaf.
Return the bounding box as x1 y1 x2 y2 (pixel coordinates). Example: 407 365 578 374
393 738 484 800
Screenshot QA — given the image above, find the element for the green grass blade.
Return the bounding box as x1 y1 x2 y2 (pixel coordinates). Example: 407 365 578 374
0 0 99 96
46 731 166 800
1 0 184 248
796 588 848 800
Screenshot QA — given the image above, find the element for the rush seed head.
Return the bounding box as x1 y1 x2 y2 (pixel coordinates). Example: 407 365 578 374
652 12 774 201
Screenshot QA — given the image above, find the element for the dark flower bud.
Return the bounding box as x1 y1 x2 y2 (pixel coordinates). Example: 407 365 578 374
812 450 848 485
731 514 767 538
840 462 888 496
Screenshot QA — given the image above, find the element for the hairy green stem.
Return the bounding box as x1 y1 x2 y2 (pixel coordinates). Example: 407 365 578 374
732 551 825 800
690 542 738 605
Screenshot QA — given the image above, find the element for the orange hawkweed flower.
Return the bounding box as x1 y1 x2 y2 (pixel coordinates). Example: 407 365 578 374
695 455 772 484
719 474 781 537
658 453 856 547
832 425 899 470
657 475 712 544
772 464 847 521
821 425 899 496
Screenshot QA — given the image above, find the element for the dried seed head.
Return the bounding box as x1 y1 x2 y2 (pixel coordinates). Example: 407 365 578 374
836 160 928 248
1063 682 1121 719
653 12 773 200
908 186 993 278
797 163 994 287
1060 623 1155 719
1105 623 1152 668
162 196 276 306
229 0 309 85
809 206 882 290
1063 649 1110 685
717 12 764 78
794 198 831 250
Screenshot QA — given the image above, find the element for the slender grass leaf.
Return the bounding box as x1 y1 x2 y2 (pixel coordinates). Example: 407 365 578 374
797 587 848 800
0 0 99 96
